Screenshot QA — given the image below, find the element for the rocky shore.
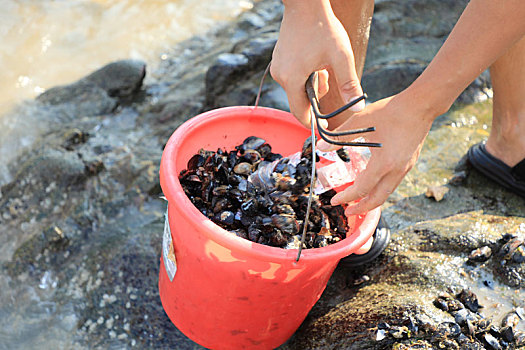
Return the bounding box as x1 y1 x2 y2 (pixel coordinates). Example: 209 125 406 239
0 0 523 349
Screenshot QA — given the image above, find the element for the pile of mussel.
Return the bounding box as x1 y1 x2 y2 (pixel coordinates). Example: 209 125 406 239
431 289 525 349
374 288 525 349
178 136 348 249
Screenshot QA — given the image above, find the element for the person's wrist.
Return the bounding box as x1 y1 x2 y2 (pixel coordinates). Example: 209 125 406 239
402 77 456 123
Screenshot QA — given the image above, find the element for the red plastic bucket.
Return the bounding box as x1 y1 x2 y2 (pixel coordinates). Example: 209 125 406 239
159 106 380 349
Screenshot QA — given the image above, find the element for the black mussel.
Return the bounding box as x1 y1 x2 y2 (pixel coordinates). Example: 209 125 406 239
198 148 215 159
301 136 315 161
454 308 476 326
238 136 266 153
265 152 282 162
268 229 288 247
255 196 273 214
293 161 311 191
466 319 475 336
213 197 231 213
435 295 464 313
191 197 206 210
457 289 481 312
319 189 337 204
499 237 524 260
227 188 244 205
377 322 391 330
231 229 248 240
285 235 302 250
389 326 410 339
271 214 299 235
336 148 351 162
257 143 272 158
256 216 274 234
238 178 248 192
227 174 243 186
268 191 291 205
468 246 492 263
212 185 231 197
274 174 297 191
501 311 520 329
274 158 289 173
434 297 450 312
241 198 257 216
285 163 297 178
515 331 525 346
516 307 525 320
215 162 229 183
475 318 491 333
481 333 501 350
248 224 262 242
233 162 253 175
187 154 206 170
436 322 462 339
511 245 525 263
499 326 514 343
273 204 295 216
259 216 273 226
214 211 235 226
181 173 202 184
240 213 253 227
242 149 261 164
257 235 267 245
447 299 465 312
314 235 328 248
228 150 238 168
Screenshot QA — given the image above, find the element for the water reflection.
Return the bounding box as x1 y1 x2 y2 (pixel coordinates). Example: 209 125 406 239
0 0 253 116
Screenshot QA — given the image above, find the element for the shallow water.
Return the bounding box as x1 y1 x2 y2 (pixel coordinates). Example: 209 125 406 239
0 0 252 187
0 0 252 117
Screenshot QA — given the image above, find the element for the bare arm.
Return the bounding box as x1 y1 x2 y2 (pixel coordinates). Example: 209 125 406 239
271 0 365 129
321 0 525 214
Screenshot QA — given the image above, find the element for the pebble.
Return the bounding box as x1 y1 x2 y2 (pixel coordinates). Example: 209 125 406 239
425 185 449 201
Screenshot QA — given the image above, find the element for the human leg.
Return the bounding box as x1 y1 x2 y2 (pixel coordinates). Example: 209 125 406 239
320 0 374 129
485 35 525 167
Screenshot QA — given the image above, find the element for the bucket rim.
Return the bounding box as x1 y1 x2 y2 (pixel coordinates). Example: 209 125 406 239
160 106 380 263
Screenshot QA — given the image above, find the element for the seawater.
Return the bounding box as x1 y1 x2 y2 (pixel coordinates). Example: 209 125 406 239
0 0 253 117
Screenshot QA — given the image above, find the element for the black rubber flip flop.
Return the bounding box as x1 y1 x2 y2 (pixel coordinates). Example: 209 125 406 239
339 215 391 267
467 143 525 198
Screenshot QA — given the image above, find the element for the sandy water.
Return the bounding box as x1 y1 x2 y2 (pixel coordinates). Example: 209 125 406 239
0 0 253 117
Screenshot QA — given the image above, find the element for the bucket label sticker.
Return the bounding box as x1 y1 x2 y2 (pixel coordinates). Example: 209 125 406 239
163 207 177 281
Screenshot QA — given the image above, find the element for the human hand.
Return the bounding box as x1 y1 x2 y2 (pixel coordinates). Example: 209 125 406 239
317 91 437 215
271 0 365 129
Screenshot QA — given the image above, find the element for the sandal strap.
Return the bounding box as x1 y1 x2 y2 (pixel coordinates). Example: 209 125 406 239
511 158 525 182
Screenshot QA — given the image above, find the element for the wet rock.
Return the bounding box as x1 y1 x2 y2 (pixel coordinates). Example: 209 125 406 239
232 32 277 71
37 60 145 115
37 80 117 116
362 61 425 102
82 59 146 99
13 148 88 189
205 53 250 107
